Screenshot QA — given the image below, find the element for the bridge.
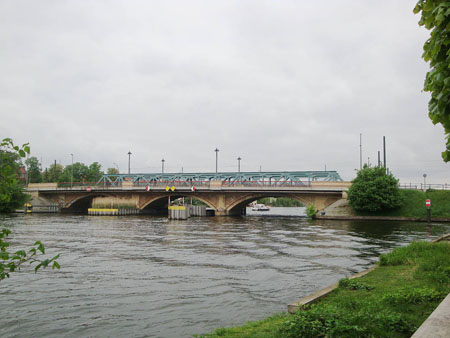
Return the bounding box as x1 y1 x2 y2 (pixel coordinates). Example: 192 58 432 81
27 171 350 216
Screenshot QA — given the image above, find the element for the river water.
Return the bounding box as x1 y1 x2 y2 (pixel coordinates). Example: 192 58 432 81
1 208 449 338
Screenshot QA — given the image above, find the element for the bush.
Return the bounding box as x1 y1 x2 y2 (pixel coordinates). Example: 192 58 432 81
339 278 374 291
348 165 403 213
305 204 316 218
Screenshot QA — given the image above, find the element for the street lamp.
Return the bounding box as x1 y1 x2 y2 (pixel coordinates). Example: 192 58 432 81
215 148 219 174
70 153 74 188
237 157 241 175
128 151 132 175
423 174 427 191
161 158 165 174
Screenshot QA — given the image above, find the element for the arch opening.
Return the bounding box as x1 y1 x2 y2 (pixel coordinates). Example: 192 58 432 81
140 195 215 216
228 195 309 216
64 194 109 214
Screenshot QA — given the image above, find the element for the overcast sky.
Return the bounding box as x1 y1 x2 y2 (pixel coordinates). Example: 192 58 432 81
1 0 448 183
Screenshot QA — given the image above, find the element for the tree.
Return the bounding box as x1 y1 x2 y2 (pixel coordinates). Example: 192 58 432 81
42 163 64 183
60 162 89 183
347 165 403 212
25 156 42 183
0 139 28 212
87 162 103 182
0 138 60 281
414 1 450 161
107 167 119 175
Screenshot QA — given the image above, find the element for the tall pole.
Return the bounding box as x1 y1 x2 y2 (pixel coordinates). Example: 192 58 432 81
383 136 386 169
237 157 241 175
215 148 219 174
423 174 427 191
54 160 57 182
127 151 132 175
359 133 362 170
161 158 165 174
70 153 74 188
377 151 380 167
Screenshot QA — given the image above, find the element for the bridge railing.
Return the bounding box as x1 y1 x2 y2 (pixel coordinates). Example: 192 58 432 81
57 181 121 189
221 180 312 187
133 180 211 188
398 183 450 190
49 179 334 190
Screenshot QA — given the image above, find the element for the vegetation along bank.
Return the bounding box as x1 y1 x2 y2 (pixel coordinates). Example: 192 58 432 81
197 240 450 338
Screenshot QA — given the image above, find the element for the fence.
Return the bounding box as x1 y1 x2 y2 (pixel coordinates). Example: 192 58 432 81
398 183 450 190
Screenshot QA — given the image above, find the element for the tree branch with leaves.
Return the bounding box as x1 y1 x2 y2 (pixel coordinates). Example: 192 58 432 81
0 138 60 282
414 0 450 161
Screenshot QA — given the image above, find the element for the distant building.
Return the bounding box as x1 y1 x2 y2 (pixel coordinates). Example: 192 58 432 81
18 166 26 183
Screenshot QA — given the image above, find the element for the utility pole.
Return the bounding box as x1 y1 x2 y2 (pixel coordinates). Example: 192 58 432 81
70 153 74 188
161 158 165 174
359 133 362 170
215 148 219 174
383 136 386 170
237 157 241 175
127 151 132 175
377 151 380 167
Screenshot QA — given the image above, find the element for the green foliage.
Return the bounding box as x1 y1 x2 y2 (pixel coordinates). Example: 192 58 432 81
279 302 413 338
0 138 60 281
339 278 374 291
382 287 445 305
357 189 450 218
257 197 304 207
0 138 29 212
43 161 103 183
42 163 64 183
0 229 60 281
414 1 450 161
305 204 316 218
25 156 42 183
200 241 450 338
348 165 403 213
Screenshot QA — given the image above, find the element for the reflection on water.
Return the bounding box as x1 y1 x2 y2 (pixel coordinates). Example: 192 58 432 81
0 211 448 338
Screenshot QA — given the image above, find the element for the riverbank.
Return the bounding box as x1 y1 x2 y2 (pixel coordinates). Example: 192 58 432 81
198 237 450 337
323 189 450 220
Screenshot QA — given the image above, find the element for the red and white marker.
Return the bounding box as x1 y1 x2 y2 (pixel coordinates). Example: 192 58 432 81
86 187 92 192
426 199 431 207
145 186 151 191
191 186 196 192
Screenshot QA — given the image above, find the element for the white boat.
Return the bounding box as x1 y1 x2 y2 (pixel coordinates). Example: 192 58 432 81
252 203 270 211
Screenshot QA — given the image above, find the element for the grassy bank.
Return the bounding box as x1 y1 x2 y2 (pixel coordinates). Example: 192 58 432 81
355 189 450 218
197 241 450 338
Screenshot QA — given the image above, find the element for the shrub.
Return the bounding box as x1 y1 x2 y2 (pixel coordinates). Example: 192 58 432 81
348 165 403 213
339 278 374 291
383 287 445 305
306 204 316 218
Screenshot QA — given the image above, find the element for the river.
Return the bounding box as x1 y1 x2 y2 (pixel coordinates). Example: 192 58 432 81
1 209 449 337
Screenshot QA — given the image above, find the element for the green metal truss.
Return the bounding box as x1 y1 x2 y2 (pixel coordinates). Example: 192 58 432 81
96 171 343 186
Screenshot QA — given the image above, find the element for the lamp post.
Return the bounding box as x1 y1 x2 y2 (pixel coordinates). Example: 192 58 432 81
70 153 74 188
161 158 165 174
127 151 132 175
423 174 427 191
237 157 241 175
215 148 219 174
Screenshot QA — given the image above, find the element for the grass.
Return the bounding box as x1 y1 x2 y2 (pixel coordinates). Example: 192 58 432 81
356 189 450 218
197 241 450 338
